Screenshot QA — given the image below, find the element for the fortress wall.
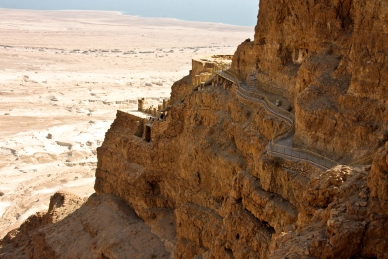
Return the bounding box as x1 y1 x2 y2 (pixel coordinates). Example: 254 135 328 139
191 59 216 82
114 110 145 137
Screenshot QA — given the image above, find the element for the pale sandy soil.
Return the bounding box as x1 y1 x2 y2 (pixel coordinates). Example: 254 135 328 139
0 9 253 237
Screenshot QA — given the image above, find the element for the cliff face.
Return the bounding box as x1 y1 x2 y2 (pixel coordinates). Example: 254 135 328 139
92 93 388 258
0 192 171 259
233 0 388 163
93 1 388 255
95 88 283 258
2 1 388 258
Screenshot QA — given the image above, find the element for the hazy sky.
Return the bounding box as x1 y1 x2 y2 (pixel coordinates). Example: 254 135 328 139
0 0 259 26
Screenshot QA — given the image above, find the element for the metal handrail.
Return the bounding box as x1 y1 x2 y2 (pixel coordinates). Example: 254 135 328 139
270 142 340 168
237 87 341 170
204 68 375 171
237 86 294 125
348 155 375 166
235 88 338 170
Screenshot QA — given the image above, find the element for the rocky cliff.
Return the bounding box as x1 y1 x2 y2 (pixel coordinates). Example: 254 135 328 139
233 0 388 163
1 0 388 258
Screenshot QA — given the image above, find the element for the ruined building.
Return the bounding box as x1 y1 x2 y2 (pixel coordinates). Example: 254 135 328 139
1 0 388 258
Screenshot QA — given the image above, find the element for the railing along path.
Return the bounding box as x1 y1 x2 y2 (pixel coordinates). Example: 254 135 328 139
210 70 372 171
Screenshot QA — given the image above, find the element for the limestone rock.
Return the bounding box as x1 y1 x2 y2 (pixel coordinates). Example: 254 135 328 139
232 0 388 163
2 0 388 258
0 192 170 259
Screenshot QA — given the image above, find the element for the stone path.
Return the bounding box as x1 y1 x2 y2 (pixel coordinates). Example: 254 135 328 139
215 71 339 171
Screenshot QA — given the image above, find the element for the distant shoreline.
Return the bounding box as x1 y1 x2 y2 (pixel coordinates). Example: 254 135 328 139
118 11 252 28
0 7 255 27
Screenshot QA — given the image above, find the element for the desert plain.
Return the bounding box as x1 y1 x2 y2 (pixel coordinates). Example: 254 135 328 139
0 8 253 238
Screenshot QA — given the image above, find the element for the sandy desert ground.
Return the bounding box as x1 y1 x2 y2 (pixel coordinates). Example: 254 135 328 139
0 9 253 237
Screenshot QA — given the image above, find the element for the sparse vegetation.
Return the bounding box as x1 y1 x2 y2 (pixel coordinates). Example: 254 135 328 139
268 156 283 168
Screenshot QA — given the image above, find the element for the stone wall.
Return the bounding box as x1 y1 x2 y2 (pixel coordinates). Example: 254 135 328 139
171 56 233 104
191 58 216 80
112 110 145 137
170 75 192 104
191 55 233 81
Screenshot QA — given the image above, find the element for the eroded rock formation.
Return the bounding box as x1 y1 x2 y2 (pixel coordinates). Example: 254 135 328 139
233 0 388 163
1 0 388 258
0 192 170 259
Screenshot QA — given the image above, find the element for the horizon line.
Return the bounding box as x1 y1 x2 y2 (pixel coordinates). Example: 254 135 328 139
0 7 256 27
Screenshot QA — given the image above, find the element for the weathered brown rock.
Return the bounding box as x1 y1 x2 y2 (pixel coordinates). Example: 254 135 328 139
363 142 388 258
170 75 192 104
232 0 388 163
0 192 170 259
90 79 386 258
2 0 388 258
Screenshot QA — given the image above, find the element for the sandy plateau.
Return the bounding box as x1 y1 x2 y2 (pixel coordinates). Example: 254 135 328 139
0 8 253 237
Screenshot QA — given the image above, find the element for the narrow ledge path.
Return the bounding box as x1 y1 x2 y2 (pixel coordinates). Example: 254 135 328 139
214 70 340 171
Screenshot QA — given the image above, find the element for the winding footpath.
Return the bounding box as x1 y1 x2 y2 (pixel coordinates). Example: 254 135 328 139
214 71 340 171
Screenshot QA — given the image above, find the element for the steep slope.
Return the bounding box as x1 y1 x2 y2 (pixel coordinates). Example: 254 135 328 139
92 82 388 258
233 0 388 163
0 192 170 259
1 1 388 258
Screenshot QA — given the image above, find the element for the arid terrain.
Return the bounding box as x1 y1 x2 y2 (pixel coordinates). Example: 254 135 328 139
0 8 253 238
1 0 388 258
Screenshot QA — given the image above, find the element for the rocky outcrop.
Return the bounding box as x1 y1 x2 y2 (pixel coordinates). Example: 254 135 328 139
1 0 388 258
92 79 386 258
170 75 191 104
232 0 388 163
0 192 170 259
364 142 388 258
0 192 84 259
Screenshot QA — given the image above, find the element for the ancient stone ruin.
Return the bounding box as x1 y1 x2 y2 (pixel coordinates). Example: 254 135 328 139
1 1 388 258
136 97 170 118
